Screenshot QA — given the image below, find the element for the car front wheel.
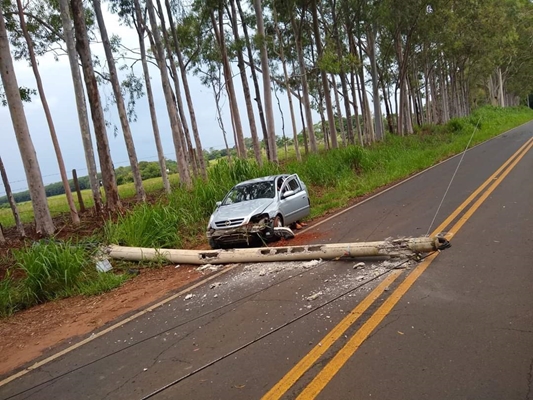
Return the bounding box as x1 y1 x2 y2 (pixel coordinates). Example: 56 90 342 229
209 238 221 249
273 215 284 228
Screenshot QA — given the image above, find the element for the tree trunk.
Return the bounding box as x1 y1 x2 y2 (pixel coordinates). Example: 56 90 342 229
330 0 353 144
236 0 268 159
229 0 262 165
58 0 102 214
133 0 170 194
17 0 80 224
296 83 309 154
311 0 337 149
93 0 145 202
291 8 317 153
71 0 120 211
0 8 54 235
253 0 278 162
0 156 25 237
165 0 206 177
146 0 191 188
211 8 246 159
367 23 383 141
272 3 300 161
331 74 346 147
497 67 505 107
154 0 195 176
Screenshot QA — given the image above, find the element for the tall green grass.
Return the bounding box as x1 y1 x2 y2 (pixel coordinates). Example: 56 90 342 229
0 240 129 317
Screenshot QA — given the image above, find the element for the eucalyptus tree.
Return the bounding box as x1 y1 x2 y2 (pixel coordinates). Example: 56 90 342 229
58 0 102 213
15 0 80 224
164 0 207 177
271 1 301 160
253 0 278 161
0 5 55 235
227 0 262 165
288 0 317 152
129 0 171 193
152 0 197 177
235 0 270 158
92 0 146 202
145 0 191 187
70 0 121 211
310 0 337 148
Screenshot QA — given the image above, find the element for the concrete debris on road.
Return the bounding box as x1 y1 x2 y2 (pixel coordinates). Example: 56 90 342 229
353 262 365 269
306 291 323 301
184 294 194 300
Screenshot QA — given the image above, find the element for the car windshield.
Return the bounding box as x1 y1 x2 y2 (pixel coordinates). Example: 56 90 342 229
222 181 275 205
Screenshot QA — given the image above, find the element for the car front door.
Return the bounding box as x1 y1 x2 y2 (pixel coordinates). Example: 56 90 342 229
279 175 309 224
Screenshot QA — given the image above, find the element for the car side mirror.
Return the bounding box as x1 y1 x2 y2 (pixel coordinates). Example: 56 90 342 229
215 201 222 207
282 190 295 199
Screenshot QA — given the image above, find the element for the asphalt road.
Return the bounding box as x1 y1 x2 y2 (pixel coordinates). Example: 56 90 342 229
1 122 532 400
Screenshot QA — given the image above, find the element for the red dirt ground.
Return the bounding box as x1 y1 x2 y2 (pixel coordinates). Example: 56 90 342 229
0 264 204 376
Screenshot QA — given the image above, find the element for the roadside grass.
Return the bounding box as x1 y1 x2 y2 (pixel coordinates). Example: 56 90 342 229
1 105 532 317
0 240 129 317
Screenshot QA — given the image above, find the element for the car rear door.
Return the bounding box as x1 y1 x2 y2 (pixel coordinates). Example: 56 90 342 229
279 174 309 224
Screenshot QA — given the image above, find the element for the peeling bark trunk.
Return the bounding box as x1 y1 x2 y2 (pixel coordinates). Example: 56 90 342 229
236 0 268 159
93 0 145 202
273 4 300 161
253 0 278 162
71 0 121 211
229 0 262 165
291 9 317 152
165 0 206 177
146 0 191 188
154 0 195 176
58 0 101 214
367 23 383 141
0 7 54 235
331 74 346 146
17 0 79 224
311 0 337 149
133 0 170 194
211 8 246 159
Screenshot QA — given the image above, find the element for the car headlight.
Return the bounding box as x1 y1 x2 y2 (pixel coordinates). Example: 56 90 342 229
249 213 269 224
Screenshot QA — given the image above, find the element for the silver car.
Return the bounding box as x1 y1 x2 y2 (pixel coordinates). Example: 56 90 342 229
206 174 311 248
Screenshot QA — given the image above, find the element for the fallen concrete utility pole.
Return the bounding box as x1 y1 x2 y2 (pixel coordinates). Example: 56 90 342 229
106 236 450 265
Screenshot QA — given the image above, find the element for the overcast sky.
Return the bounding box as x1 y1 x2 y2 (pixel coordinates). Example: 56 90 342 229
0 6 317 196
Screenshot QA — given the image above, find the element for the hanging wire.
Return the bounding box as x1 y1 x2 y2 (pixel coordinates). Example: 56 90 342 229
426 117 481 236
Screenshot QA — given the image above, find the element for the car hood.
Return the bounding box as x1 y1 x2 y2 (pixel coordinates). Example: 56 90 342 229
212 198 274 222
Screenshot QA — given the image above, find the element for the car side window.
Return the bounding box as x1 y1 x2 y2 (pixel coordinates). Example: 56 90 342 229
287 178 300 192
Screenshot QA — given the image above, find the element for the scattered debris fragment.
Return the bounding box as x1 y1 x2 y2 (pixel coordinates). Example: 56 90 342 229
184 294 194 300
96 259 113 273
306 291 323 301
210 282 222 289
302 259 321 268
353 262 365 269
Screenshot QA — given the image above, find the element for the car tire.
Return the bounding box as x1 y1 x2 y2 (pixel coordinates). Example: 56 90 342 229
273 215 284 228
209 238 221 249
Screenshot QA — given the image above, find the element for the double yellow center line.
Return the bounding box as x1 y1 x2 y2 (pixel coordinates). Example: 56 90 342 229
263 135 533 400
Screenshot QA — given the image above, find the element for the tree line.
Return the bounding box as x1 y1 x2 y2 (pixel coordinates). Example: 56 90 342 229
1 0 533 237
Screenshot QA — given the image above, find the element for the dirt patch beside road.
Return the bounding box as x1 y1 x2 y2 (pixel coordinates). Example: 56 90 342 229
0 264 203 377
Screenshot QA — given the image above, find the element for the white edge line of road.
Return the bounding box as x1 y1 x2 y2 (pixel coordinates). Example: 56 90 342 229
0 264 240 388
1 119 531 388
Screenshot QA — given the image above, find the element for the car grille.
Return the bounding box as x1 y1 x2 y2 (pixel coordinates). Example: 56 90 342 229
214 218 245 228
